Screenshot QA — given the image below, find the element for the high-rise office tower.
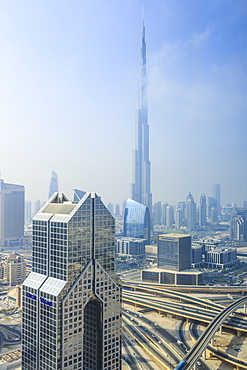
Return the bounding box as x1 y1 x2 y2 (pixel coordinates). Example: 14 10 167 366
115 204 120 218
199 193 207 227
34 199 41 215
130 16 152 214
25 200 32 224
153 201 162 225
213 184 221 217
186 192 196 231
124 198 150 243
230 207 247 242
166 205 174 229
48 170 59 199
175 208 182 229
162 203 168 226
157 233 191 271
177 201 186 226
107 202 114 216
22 192 121 370
208 196 217 220
0 179 25 248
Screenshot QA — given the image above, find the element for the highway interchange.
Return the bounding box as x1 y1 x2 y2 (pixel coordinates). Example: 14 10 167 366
122 281 247 370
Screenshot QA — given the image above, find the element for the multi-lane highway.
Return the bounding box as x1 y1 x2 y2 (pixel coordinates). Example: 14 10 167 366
123 290 247 334
122 308 210 370
123 280 247 294
122 280 247 369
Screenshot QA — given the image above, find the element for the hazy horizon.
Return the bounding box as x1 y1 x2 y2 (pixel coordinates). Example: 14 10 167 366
0 1 246 207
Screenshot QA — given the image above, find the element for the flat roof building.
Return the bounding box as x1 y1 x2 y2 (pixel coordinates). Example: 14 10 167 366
142 268 203 286
158 233 191 272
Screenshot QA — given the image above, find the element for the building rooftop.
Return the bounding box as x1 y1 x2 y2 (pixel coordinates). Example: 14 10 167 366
158 233 191 239
42 202 77 215
145 267 202 275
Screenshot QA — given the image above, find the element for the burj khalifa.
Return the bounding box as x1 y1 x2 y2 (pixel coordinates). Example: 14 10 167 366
130 16 152 213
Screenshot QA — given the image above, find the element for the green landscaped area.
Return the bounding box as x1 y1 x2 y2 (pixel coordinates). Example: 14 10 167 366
156 229 185 235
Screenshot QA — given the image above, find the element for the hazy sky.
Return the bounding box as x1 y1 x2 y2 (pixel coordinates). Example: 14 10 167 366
0 0 246 207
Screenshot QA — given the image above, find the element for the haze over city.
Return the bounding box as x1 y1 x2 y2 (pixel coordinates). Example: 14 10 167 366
0 0 246 206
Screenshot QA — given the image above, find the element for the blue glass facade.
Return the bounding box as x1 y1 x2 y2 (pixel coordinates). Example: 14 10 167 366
124 198 150 242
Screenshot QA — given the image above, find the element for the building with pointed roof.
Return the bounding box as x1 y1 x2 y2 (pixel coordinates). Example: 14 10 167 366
22 191 121 370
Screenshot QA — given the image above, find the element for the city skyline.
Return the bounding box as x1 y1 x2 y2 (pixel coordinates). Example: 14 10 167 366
0 1 246 206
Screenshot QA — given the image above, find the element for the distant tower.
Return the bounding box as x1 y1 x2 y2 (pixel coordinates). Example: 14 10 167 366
153 201 162 225
25 201 32 224
199 193 207 227
115 204 120 218
130 14 152 214
107 202 114 216
175 208 182 229
166 205 174 229
186 192 196 231
208 196 217 220
48 171 58 199
230 207 247 241
34 199 41 215
213 184 221 217
0 179 24 248
162 203 168 226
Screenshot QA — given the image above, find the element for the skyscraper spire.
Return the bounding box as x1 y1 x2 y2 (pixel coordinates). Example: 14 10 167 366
48 170 59 199
130 13 152 214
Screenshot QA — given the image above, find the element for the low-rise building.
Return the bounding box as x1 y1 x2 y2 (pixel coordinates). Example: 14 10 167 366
142 267 203 285
116 237 145 259
0 252 26 286
205 248 237 268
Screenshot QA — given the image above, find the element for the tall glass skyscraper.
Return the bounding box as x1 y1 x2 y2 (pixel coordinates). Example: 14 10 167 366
130 16 152 213
213 184 221 217
199 193 207 227
0 179 24 248
48 170 59 199
186 192 196 231
22 192 121 370
124 198 150 242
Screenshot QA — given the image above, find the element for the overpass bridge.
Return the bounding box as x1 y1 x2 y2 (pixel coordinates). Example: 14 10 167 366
175 296 247 369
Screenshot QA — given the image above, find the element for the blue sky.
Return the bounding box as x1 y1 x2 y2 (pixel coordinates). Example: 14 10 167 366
0 0 246 207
